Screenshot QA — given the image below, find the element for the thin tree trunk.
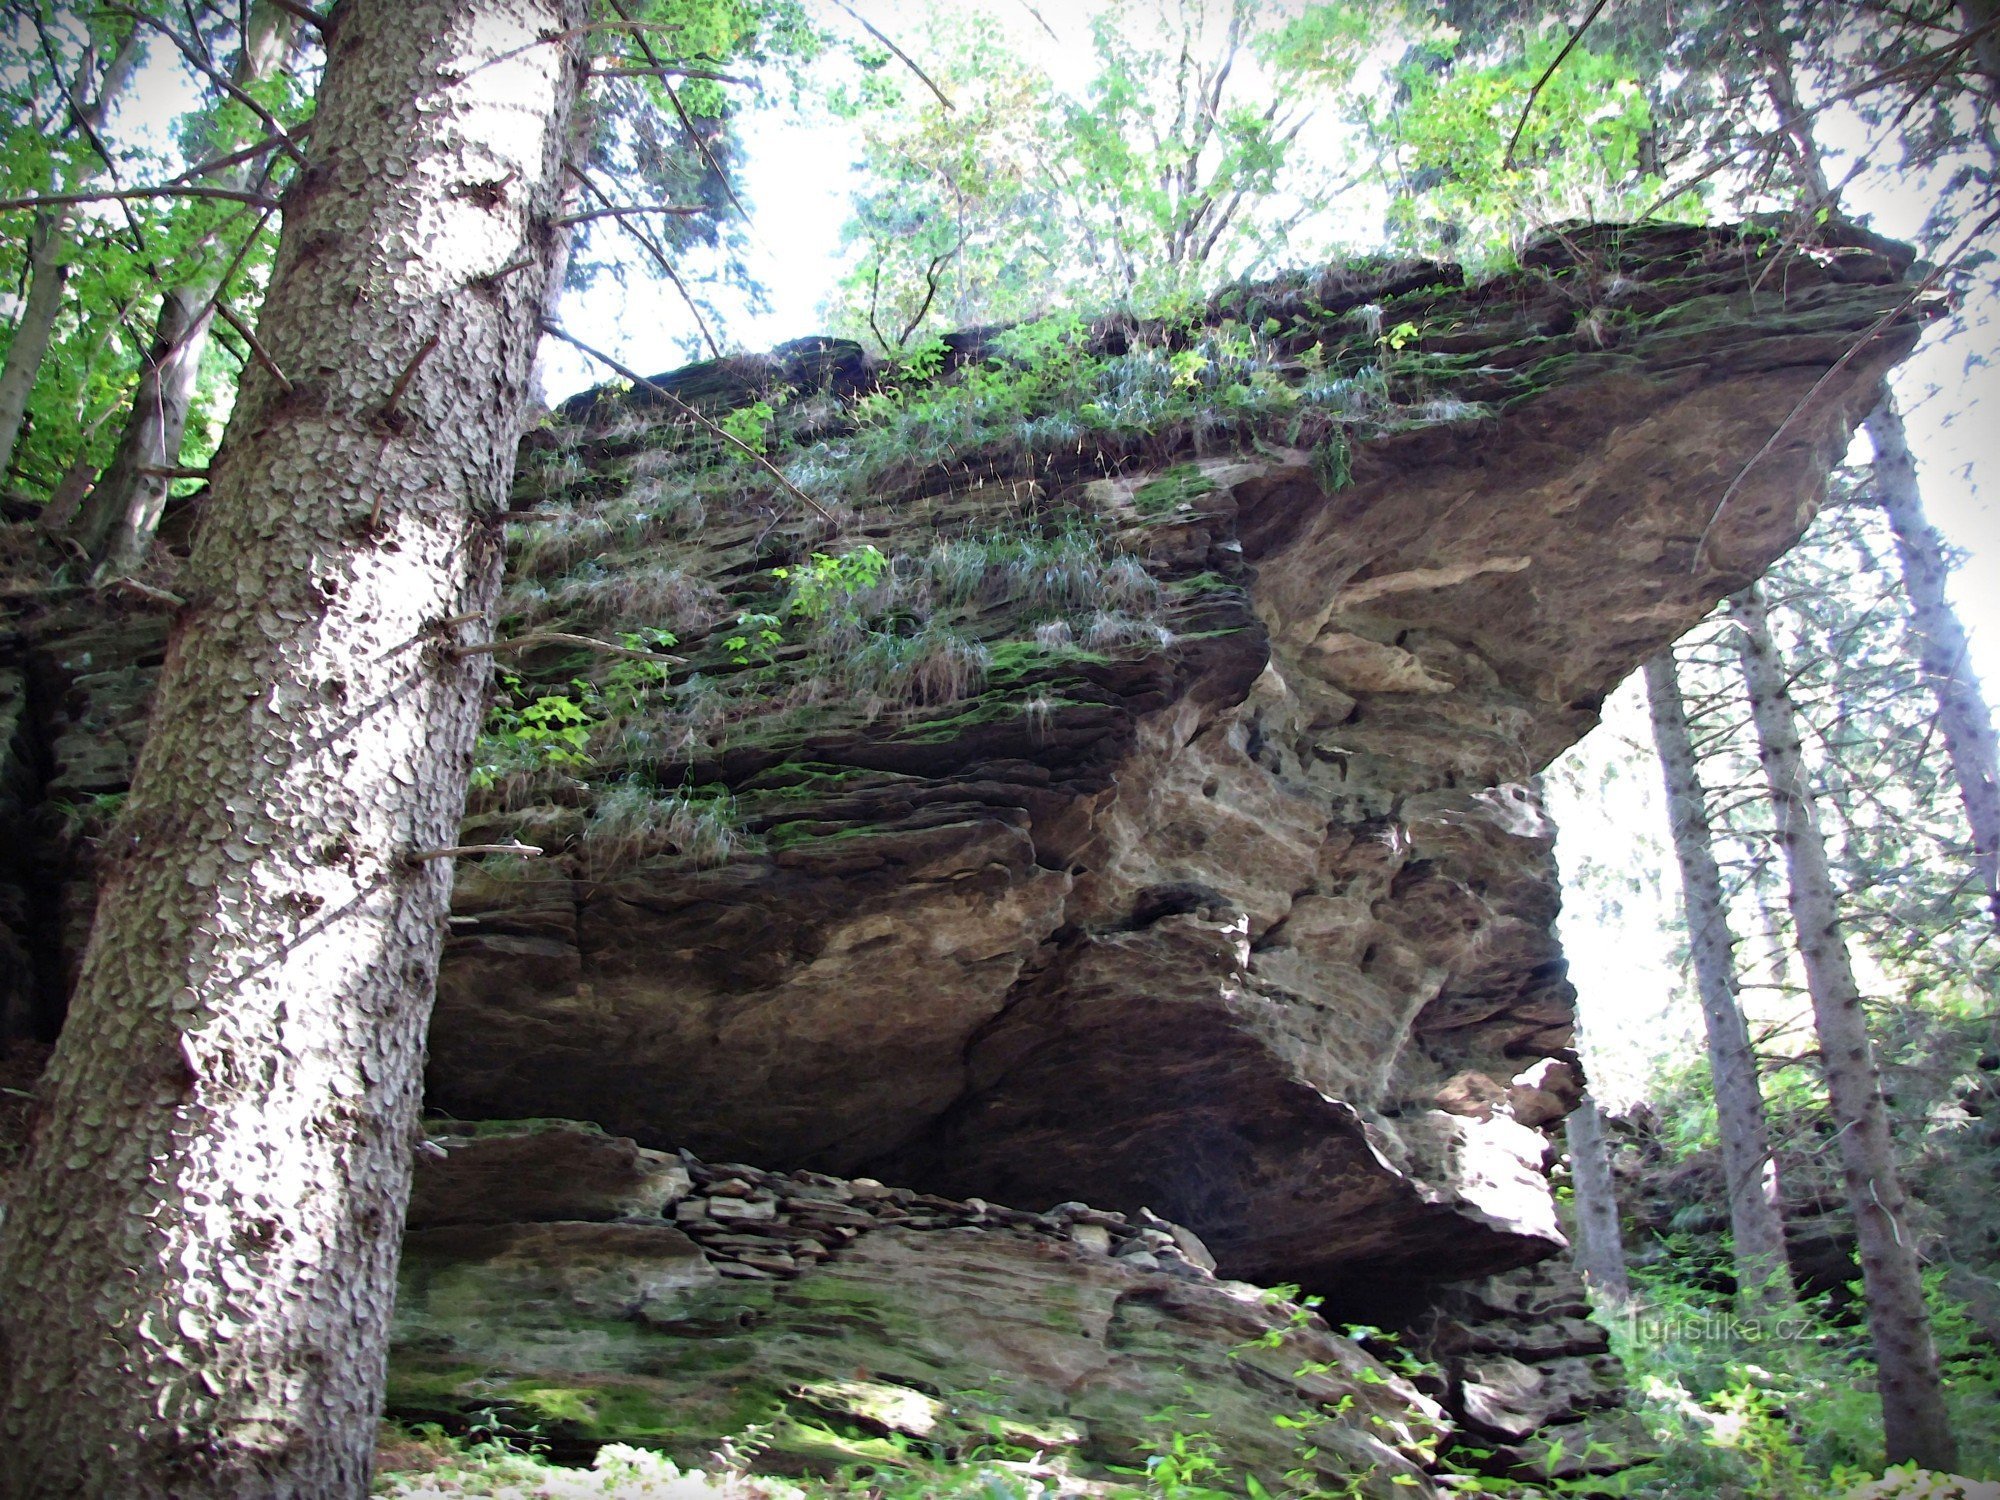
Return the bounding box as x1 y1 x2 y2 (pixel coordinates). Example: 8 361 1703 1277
0 3 588 1494
1961 0 2000 101
1564 1092 1631 1307
1865 397 2000 934
1644 649 1797 1315
0 29 142 482
1729 582 1957 1473
75 2 296 576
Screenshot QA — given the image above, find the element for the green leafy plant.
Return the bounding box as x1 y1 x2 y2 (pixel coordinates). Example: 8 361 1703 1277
722 612 784 667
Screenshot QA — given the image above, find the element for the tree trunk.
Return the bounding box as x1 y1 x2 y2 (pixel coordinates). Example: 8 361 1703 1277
74 2 297 576
1563 1092 1631 1308
1961 0 2000 101
1866 397 2000 934
1729 582 1957 1473
0 223 72 483
1643 649 1796 1315
0 3 588 1494
0 28 142 482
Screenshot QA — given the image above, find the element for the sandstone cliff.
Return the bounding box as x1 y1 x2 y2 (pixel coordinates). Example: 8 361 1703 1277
0 220 1929 1490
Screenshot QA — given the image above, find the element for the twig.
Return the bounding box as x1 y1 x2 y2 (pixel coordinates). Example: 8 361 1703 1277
1688 207 1986 572
262 0 328 33
605 0 754 226
452 630 688 665
0 185 280 213
167 119 315 187
829 0 953 110
564 164 722 359
104 5 307 165
406 841 543 864
216 299 293 394
590 65 751 85
542 321 836 525
554 202 708 226
136 466 210 481
99 576 187 609
383 331 442 417
1502 0 1611 169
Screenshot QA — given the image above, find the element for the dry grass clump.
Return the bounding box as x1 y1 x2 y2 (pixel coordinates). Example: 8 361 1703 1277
840 624 990 720
582 781 747 875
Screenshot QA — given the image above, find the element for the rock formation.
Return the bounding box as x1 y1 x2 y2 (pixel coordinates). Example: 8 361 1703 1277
0 220 1930 1489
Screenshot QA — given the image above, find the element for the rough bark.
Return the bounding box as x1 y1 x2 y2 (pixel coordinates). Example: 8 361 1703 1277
0 29 142 482
1866 397 2000 934
73 2 296 577
1643 649 1795 1314
1562 1093 1630 1308
1729 582 1956 1472
0 3 588 1495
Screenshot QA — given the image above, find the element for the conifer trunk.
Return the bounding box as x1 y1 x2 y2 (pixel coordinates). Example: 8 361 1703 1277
0 4 588 1494
1643 649 1796 1314
1865 398 2000 933
1729 582 1956 1472
1563 1092 1630 1307
72 2 296 576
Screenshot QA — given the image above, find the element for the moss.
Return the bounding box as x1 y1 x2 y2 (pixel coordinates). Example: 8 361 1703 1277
1133 464 1217 515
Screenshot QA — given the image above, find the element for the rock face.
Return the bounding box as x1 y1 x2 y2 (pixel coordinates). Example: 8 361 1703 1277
389 1122 1446 1494
0 221 1927 1487
416 222 1923 1297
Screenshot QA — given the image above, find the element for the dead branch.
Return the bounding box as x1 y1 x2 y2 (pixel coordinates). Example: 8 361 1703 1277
542 321 837 526
591 64 752 85
555 202 708 226
167 118 315 187
104 5 307 166
1502 0 1612 170
829 0 953 111
0 185 281 213
563 163 723 359
216 298 293 394
406 841 543 864
451 630 688 665
605 0 754 226
384 331 442 417
1690 207 1985 571
98 576 187 609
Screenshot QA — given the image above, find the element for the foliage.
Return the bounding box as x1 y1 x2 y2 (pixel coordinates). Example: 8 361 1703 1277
820 1 1377 343
1602 1258 2000 1496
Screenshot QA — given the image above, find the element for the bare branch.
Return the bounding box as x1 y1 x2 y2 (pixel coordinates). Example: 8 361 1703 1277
554 202 708 226
451 630 687 665
542 321 837 526
604 0 753 225
406 842 543 864
591 64 751 85
0 185 280 213
98 576 187 609
167 118 315 186
828 0 953 111
1502 0 1612 170
564 163 723 359
216 299 293 394
1690 211 1984 570
104 5 308 166
261 0 328 33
